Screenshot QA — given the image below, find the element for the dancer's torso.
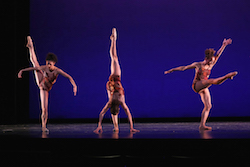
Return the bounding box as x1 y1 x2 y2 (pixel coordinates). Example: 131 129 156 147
194 67 211 82
192 62 213 85
191 62 214 93
39 68 59 91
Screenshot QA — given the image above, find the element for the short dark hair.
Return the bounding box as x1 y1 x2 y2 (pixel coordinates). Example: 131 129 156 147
204 48 216 59
46 52 58 63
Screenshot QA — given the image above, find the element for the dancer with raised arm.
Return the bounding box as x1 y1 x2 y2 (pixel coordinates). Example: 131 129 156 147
18 36 77 132
164 38 237 130
94 28 139 134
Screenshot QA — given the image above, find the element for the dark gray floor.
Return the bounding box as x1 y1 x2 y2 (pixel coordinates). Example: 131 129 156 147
1 122 250 139
1 122 250 166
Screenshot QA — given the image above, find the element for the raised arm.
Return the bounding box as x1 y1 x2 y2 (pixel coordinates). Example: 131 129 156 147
57 69 77 96
164 62 197 74
93 102 110 134
214 38 232 64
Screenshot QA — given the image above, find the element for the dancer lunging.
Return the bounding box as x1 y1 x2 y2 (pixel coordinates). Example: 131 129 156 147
94 28 139 133
18 36 77 132
164 38 237 130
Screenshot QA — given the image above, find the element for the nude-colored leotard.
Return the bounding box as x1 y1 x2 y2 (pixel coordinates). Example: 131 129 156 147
192 67 211 93
39 71 58 91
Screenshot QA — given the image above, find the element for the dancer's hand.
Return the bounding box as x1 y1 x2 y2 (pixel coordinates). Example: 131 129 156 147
226 38 232 45
18 70 23 78
223 38 232 46
93 126 103 134
73 86 77 96
164 69 173 74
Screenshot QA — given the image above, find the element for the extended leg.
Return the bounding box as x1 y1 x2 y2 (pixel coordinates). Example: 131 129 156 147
208 71 237 85
199 88 212 131
40 89 49 132
27 36 43 86
110 28 121 77
194 71 238 93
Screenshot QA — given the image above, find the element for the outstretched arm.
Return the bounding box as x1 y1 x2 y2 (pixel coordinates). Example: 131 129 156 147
164 62 197 74
18 66 45 78
121 102 140 132
93 102 110 134
57 69 77 96
214 38 232 64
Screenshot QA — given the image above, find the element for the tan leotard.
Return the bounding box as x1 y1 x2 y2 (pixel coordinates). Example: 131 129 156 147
192 67 211 93
39 71 58 91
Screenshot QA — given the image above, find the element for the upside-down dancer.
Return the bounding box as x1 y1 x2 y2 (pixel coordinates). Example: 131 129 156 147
94 28 139 133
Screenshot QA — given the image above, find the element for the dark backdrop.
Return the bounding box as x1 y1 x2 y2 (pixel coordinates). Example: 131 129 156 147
26 0 250 120
1 1 29 124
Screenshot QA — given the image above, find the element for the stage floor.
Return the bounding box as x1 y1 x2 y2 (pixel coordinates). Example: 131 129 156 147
1 122 250 166
1 122 250 139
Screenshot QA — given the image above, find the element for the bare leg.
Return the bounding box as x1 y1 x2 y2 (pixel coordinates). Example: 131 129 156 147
27 36 49 131
111 114 119 132
110 28 121 77
26 36 43 86
194 71 238 93
109 28 122 132
40 89 49 132
199 88 212 130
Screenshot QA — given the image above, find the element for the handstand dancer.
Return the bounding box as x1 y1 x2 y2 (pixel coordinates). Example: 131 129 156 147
18 36 77 132
94 28 139 133
164 38 237 130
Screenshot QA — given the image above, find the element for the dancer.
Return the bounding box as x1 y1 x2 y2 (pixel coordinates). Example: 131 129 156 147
164 38 237 130
94 28 139 133
18 36 77 132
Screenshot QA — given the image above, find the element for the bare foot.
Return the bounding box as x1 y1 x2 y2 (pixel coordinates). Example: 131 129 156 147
199 125 212 131
93 126 103 134
112 28 117 40
26 36 33 49
130 128 140 133
113 128 119 132
227 71 238 80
